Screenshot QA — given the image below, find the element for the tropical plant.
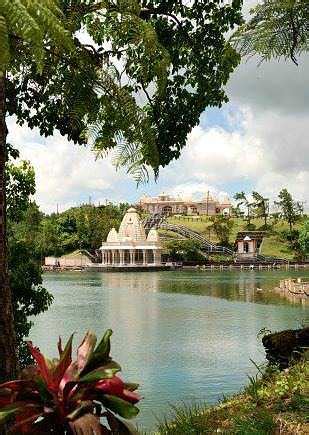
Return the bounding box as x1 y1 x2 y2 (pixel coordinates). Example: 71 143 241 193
231 0 309 65
0 330 140 434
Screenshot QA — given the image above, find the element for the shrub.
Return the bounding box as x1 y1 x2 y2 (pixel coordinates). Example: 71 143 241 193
0 330 140 434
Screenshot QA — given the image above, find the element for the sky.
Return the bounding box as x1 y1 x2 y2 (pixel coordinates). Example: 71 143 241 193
7 1 309 214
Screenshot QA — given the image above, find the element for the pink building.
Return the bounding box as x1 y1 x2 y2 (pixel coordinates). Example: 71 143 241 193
139 193 231 216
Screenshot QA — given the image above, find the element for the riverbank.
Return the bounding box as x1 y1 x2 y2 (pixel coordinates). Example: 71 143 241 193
156 359 309 434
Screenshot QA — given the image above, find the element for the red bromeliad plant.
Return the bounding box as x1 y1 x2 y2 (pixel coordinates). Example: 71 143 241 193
0 330 141 434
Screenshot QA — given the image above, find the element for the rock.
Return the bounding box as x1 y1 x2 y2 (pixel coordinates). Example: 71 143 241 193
262 327 309 368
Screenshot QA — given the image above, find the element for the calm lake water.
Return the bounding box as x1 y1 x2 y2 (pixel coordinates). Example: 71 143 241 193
30 270 309 431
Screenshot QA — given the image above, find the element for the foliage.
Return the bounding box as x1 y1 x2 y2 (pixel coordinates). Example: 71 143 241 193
164 239 205 262
251 191 269 228
34 203 130 257
0 0 72 76
209 215 234 247
157 359 309 434
0 330 141 434
275 188 303 232
7 0 243 179
231 0 309 65
234 191 253 227
298 219 309 259
6 147 53 366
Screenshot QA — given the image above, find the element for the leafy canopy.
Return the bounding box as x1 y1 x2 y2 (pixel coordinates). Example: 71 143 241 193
275 188 303 231
7 0 243 180
0 0 71 76
231 0 309 65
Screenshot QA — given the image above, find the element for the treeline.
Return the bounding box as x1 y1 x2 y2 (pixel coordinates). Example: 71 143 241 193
15 202 130 259
233 189 304 231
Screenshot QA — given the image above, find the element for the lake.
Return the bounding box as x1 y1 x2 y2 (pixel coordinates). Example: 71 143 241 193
30 270 309 432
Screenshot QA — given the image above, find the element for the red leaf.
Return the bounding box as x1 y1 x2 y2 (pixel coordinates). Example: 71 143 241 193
0 388 12 407
10 405 43 434
27 342 52 389
95 377 141 404
59 361 78 399
77 331 97 374
0 380 36 392
53 334 74 388
57 336 63 357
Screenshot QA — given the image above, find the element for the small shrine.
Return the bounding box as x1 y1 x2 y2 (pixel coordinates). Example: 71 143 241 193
235 231 265 261
100 207 162 267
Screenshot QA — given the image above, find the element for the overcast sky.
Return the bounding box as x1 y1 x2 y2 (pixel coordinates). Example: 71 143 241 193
8 1 309 213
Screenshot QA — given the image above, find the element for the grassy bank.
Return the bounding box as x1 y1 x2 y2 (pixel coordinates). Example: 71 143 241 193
162 216 305 260
156 360 309 434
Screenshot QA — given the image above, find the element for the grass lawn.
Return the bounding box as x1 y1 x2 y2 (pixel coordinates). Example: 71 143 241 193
156 359 309 434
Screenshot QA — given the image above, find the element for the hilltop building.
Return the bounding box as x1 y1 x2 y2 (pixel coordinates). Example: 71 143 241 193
100 207 162 267
139 192 231 216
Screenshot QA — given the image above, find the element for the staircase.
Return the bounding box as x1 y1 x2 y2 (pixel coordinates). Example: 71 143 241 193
143 213 234 255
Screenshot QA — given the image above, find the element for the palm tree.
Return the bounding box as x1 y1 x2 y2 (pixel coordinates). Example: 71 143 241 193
0 0 71 381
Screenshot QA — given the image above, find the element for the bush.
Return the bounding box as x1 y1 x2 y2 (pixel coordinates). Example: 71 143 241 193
0 330 140 434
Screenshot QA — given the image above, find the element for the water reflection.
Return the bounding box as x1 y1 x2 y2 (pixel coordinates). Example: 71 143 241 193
100 269 309 305
30 270 309 431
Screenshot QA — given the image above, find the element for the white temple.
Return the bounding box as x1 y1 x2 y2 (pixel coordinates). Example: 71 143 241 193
100 207 162 267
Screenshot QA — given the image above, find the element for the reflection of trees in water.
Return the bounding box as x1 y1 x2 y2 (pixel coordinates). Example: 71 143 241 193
153 272 309 305
99 271 309 305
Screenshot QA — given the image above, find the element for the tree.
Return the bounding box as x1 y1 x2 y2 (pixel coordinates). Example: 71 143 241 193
1 0 243 380
8 1 243 178
275 188 303 232
298 220 309 259
209 215 234 247
231 0 309 65
252 191 269 228
0 1 71 381
165 239 205 262
7 147 53 366
234 192 253 227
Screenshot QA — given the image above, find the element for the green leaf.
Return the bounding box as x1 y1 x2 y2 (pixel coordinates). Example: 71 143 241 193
79 363 120 383
81 329 114 374
102 395 139 420
0 405 19 425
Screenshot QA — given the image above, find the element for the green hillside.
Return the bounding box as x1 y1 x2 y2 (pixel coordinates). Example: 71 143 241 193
158 215 305 260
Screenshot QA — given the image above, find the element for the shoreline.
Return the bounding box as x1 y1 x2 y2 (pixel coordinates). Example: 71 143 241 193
42 262 309 273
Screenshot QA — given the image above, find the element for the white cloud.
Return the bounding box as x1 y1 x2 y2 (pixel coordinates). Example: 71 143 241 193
7 119 130 213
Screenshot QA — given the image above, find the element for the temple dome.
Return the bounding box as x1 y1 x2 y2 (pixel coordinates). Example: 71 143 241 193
118 208 146 242
147 228 160 242
106 228 119 243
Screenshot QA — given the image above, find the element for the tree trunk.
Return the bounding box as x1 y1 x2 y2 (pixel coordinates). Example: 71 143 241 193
0 74 18 382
